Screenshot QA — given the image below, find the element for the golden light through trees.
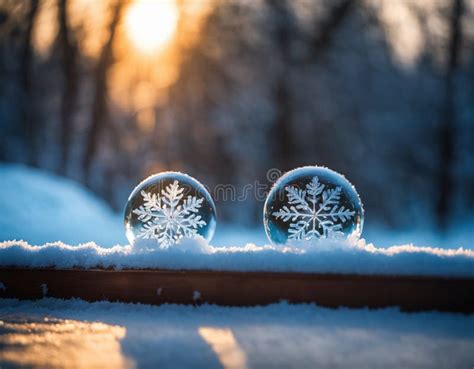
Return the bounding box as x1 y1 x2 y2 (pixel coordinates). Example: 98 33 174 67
125 0 179 55
28 0 208 117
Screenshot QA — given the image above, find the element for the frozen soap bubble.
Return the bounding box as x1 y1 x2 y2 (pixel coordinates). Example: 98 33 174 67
124 172 216 249
264 166 363 245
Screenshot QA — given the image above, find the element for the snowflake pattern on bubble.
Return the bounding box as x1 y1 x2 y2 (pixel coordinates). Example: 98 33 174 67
264 166 363 245
124 172 216 249
133 181 206 246
273 176 355 240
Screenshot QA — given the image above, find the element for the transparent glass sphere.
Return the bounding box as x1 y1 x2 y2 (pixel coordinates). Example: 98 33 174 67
264 166 364 245
124 172 216 248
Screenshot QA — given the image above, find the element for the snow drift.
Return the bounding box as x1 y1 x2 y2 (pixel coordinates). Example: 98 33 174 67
0 164 126 246
1 237 473 277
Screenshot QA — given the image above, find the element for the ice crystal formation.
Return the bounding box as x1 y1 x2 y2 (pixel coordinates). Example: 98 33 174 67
272 176 355 240
133 180 206 247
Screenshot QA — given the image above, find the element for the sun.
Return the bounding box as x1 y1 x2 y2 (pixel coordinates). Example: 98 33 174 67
125 0 179 54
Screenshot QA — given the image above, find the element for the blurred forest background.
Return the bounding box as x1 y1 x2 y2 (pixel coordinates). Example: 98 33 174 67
1 0 473 232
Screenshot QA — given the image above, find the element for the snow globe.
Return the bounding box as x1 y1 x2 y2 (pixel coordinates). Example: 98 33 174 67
124 172 216 249
264 166 363 245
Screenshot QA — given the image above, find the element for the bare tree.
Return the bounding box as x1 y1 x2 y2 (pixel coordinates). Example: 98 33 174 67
57 0 79 175
267 0 295 171
307 0 354 62
82 0 125 185
20 0 39 166
437 0 463 230
267 0 355 171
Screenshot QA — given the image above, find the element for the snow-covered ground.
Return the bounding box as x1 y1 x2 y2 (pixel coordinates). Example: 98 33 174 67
0 298 473 369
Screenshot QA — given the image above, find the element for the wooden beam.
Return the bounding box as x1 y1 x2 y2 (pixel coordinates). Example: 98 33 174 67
0 268 473 313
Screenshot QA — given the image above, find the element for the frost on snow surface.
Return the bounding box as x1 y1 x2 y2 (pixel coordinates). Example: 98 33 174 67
0 299 473 369
1 237 474 277
133 181 206 247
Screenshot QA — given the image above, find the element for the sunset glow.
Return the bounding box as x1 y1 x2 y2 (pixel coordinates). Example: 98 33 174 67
125 0 179 54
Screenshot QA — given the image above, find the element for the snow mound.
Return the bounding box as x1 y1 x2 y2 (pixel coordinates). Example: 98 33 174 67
1 237 473 277
0 164 125 246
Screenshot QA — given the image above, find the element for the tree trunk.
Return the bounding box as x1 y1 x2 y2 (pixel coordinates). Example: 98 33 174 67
57 0 79 175
436 0 463 230
267 0 294 172
82 0 125 185
308 0 354 62
20 0 39 166
268 0 355 172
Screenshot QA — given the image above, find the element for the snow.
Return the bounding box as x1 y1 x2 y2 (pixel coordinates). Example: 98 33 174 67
1 237 474 277
365 225 474 250
0 164 126 247
0 298 473 369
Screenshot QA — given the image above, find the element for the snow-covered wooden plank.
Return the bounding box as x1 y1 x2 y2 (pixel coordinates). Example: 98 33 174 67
2 240 474 277
0 268 473 313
